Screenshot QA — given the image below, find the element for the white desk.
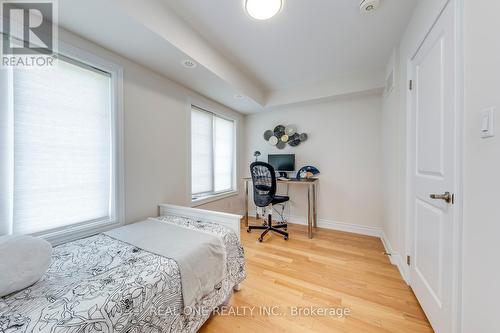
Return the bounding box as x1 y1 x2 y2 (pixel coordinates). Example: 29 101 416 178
243 178 318 239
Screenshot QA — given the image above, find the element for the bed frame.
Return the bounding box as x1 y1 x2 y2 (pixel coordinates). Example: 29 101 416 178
158 204 242 241
158 204 243 291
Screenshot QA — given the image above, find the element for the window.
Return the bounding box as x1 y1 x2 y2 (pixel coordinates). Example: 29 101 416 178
191 106 235 201
0 50 123 241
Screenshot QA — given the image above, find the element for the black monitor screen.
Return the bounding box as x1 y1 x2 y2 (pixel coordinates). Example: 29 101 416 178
268 154 295 172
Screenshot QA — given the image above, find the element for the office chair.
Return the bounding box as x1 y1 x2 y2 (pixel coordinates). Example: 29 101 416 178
247 162 289 242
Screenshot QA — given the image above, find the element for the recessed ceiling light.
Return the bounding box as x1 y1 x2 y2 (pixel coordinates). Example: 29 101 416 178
181 59 197 68
245 0 283 20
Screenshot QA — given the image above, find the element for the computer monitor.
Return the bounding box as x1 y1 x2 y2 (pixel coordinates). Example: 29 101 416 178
268 154 295 172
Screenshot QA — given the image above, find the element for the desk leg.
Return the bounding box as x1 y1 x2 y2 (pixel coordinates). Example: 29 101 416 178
313 183 317 228
307 184 313 239
244 180 249 228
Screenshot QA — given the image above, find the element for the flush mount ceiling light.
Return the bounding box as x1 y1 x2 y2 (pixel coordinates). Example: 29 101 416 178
181 59 197 68
245 0 283 20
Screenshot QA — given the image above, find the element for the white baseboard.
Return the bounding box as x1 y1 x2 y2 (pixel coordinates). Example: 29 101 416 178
380 231 410 284
288 215 382 238
248 212 382 238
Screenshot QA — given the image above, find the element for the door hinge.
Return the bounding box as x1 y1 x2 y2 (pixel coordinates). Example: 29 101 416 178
407 255 411 266
409 80 413 90
452 193 455 205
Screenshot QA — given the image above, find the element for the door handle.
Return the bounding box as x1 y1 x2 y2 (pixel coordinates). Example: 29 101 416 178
430 192 452 204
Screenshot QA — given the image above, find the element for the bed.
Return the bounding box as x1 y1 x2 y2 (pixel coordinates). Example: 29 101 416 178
0 204 246 333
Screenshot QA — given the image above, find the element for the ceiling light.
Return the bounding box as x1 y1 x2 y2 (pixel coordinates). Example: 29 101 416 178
245 0 283 20
181 59 197 68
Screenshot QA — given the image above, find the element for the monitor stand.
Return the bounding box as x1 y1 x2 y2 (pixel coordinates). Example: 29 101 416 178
278 172 289 179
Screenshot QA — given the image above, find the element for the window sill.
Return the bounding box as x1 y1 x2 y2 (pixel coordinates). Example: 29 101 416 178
36 219 123 246
191 190 239 207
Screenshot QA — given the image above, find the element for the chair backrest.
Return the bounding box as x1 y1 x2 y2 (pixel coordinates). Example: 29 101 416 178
250 162 277 207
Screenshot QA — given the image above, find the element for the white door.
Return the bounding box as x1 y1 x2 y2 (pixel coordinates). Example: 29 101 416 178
409 3 458 333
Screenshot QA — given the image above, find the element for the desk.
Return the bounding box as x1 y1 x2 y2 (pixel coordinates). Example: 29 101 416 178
243 178 318 239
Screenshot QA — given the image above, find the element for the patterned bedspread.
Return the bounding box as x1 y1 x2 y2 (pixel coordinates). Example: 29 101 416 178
0 216 246 333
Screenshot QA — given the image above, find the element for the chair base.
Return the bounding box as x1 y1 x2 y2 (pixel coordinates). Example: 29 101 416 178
247 216 288 241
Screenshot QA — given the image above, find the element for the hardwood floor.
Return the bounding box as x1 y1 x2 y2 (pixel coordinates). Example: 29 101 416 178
199 219 433 333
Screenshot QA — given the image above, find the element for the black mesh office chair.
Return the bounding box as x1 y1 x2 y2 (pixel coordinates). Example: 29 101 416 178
247 162 289 242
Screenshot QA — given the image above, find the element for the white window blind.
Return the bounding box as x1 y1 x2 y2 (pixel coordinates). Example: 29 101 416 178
191 107 235 199
191 108 213 195
214 116 234 192
12 58 114 235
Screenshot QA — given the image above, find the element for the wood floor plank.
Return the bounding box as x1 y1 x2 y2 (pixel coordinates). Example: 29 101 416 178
199 220 433 333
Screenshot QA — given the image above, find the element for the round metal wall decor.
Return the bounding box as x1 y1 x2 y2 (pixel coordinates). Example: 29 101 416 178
268 136 279 146
273 125 285 137
263 130 274 141
285 125 297 136
263 124 309 148
289 138 301 147
276 140 286 150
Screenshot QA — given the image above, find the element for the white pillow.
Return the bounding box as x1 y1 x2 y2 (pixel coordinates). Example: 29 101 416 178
0 235 52 297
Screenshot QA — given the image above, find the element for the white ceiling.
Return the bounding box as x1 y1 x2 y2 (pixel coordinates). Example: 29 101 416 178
56 0 417 113
164 0 417 92
57 0 264 113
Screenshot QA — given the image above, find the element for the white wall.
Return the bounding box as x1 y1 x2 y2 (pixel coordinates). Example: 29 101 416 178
381 48 403 264
57 28 246 224
245 95 383 231
462 0 500 331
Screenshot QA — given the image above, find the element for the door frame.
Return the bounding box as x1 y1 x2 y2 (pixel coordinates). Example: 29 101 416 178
404 0 464 332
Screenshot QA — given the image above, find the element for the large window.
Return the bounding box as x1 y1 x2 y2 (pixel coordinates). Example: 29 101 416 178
0 51 123 241
191 106 235 201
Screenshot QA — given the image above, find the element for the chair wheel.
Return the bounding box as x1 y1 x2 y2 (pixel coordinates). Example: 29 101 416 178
284 236 289 240
258 237 263 242
247 228 251 233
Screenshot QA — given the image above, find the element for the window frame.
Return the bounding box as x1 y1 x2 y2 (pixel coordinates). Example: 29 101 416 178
189 105 237 205
0 39 124 245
